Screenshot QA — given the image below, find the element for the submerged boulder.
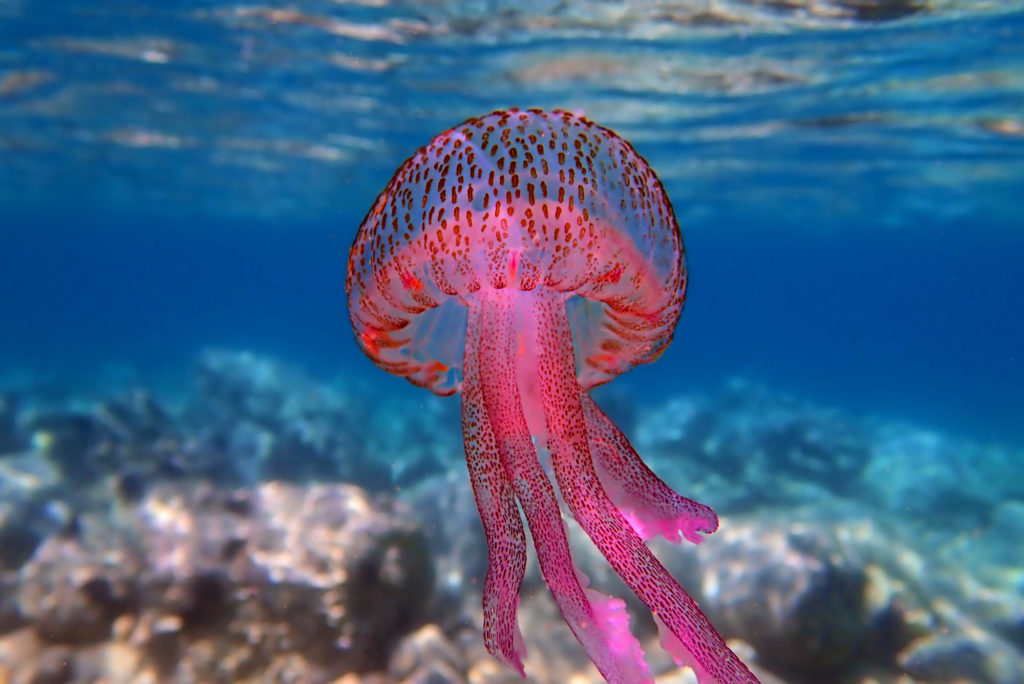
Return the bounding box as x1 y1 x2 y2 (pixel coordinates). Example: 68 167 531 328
8 480 434 682
696 510 1024 683
0 451 68 573
699 515 873 674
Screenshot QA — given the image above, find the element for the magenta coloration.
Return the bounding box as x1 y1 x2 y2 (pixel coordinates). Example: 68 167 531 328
347 109 759 684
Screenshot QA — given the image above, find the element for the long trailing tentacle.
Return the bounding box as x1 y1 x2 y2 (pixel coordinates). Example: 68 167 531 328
462 297 528 674
477 288 652 684
532 291 760 684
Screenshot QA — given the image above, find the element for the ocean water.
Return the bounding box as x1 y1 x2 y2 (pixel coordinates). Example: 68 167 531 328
1 2 1024 683
2 1 1024 448
2 0 1022 444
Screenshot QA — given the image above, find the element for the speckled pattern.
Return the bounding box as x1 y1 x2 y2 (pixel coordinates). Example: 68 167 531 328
348 110 757 683
533 290 757 683
347 108 685 395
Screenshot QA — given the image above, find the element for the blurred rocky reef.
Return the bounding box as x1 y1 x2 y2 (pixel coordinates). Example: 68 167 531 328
0 352 1021 683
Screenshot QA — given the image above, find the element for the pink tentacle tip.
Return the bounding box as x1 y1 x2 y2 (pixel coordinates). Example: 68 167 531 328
622 503 719 546
571 567 654 684
505 637 527 678
585 588 653 684
486 600 526 677
683 519 717 546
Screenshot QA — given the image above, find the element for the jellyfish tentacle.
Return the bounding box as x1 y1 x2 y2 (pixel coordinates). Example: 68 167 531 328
582 395 719 546
477 288 652 684
532 291 760 684
462 297 528 674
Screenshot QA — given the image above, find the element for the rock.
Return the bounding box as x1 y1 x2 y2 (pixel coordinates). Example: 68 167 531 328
696 509 1024 683
635 381 872 510
8 350 459 503
190 350 396 489
0 452 68 571
4 362 1021 684
0 572 24 636
10 480 435 682
17 537 140 643
28 412 107 482
404 472 488 626
863 424 1024 527
898 631 1024 684
26 390 187 498
390 623 467 683
892 570 1024 684
26 644 75 684
94 390 179 446
989 500 1024 552
699 516 871 674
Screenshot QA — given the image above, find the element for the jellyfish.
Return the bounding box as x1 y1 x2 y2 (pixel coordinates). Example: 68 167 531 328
347 109 759 684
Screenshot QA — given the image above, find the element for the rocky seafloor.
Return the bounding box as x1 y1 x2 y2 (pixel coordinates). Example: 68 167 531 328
0 351 1021 684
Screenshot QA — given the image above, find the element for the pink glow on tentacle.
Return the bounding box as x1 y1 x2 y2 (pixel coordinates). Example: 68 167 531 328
575 566 651 683
477 288 652 684
582 395 718 546
532 290 760 684
654 613 714 682
462 297 528 674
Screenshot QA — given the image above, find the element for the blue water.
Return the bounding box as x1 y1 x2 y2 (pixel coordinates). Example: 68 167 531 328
1 1 1023 444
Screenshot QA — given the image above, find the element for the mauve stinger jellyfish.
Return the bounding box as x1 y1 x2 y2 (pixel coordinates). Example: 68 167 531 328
347 109 759 684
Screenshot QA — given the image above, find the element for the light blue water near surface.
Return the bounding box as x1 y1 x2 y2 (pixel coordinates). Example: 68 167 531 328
1 1 1023 445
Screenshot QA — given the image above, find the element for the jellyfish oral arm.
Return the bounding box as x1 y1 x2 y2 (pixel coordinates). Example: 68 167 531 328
582 395 719 547
461 303 528 675
532 289 761 684
460 286 759 684
463 288 653 684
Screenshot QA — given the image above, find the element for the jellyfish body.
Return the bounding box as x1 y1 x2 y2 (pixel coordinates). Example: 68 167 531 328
347 109 758 684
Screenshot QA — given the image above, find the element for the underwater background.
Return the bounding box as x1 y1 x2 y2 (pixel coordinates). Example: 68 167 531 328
1 1 1023 683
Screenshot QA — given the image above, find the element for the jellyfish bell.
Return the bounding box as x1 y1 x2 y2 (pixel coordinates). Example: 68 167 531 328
347 108 759 684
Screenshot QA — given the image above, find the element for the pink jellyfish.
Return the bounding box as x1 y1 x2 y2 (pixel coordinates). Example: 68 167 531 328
347 109 759 684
